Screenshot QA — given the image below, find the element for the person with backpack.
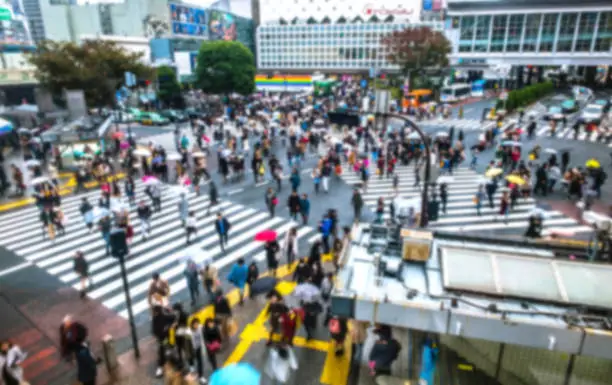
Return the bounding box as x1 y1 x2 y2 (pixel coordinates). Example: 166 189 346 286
369 334 402 377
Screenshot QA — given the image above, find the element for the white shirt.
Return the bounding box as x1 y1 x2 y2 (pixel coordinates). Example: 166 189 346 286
186 216 197 229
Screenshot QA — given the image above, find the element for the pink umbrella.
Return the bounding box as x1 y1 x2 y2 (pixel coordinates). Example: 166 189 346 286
202 134 211 143
120 141 130 150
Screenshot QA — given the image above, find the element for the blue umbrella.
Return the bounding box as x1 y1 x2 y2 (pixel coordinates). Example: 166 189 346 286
210 363 260 385
0 118 13 135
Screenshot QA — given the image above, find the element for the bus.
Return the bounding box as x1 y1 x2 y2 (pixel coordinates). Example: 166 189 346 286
403 89 434 109
440 83 472 103
471 80 486 98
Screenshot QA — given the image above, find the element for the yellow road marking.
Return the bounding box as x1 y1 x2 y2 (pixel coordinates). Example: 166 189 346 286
0 173 127 212
320 321 352 385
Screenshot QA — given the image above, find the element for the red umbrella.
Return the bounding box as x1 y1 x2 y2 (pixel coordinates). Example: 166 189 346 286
112 131 125 139
300 137 309 143
254 230 277 242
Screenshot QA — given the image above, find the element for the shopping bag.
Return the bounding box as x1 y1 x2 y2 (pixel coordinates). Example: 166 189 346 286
264 349 291 383
226 318 239 337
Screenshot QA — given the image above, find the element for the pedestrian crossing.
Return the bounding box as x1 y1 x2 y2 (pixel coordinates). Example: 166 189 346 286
0 181 321 320
517 121 612 145
340 165 592 235
415 118 495 132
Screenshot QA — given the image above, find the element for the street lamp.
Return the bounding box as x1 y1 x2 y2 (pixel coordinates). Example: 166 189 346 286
374 112 432 228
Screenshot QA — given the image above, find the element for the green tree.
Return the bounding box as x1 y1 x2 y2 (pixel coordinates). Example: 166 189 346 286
352 16 364 23
336 16 347 24
279 18 288 25
384 15 394 23
306 17 317 24
156 66 182 106
321 16 331 24
195 40 255 96
382 26 451 85
368 15 380 23
27 40 152 107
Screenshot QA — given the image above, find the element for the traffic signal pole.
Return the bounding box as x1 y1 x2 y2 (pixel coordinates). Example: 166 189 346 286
118 254 140 358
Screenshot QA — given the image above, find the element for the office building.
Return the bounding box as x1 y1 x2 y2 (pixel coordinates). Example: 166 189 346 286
257 20 444 72
446 0 612 67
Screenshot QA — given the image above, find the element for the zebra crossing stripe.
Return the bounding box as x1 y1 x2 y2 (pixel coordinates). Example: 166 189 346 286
0 181 319 320
339 164 591 236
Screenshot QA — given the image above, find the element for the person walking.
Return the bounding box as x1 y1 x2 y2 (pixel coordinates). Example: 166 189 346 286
152 305 176 377
59 315 88 361
124 176 136 205
265 239 280 277
351 189 363 223
213 290 232 343
188 318 208 384
202 318 222 371
246 262 259 299
228 258 248 305
319 215 333 254
0 340 27 385
287 191 301 221
265 187 278 218
98 215 112 255
137 201 152 241
79 198 94 233
206 181 219 216
497 191 510 224
289 167 301 192
439 183 448 214
75 342 98 385
184 259 200 306
200 264 218 299
147 183 162 212
283 227 298 266
474 185 485 216
312 168 321 194
73 251 92 299
178 193 189 226
185 211 198 245
299 194 310 225
214 212 230 251
172 303 191 364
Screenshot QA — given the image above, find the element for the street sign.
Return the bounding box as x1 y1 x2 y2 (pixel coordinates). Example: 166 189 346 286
500 92 508 101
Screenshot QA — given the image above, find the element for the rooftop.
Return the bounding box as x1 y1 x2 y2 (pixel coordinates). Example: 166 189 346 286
331 224 612 360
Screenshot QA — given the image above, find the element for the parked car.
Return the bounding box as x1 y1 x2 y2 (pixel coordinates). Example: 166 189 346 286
160 109 188 123
139 112 170 126
580 104 605 124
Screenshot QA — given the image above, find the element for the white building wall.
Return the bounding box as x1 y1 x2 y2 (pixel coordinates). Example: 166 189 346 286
80 35 151 64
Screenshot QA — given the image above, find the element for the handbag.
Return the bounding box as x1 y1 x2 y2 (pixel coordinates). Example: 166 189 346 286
205 340 221 353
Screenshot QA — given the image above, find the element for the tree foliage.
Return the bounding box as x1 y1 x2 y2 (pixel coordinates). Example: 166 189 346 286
336 16 347 24
290 17 299 25
368 15 380 23
352 16 364 23
195 40 255 96
321 16 331 24
156 66 182 107
28 40 153 107
306 17 317 24
384 15 394 23
279 17 288 25
382 26 451 79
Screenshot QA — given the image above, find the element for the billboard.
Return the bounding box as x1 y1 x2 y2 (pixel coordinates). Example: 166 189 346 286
0 0 32 47
49 0 124 4
169 3 207 38
208 9 236 41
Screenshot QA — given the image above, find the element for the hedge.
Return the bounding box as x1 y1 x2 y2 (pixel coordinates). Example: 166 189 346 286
496 81 554 112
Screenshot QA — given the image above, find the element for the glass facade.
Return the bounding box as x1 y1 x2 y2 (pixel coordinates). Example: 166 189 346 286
453 10 611 54
257 21 444 70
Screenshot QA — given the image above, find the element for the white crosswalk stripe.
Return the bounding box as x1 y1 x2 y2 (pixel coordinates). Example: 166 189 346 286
0 181 319 320
522 122 611 144
340 165 592 235
415 118 495 132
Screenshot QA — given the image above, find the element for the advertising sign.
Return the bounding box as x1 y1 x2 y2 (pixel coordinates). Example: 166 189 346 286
190 52 198 73
422 0 432 11
208 10 236 41
363 3 421 22
169 3 207 38
432 0 442 11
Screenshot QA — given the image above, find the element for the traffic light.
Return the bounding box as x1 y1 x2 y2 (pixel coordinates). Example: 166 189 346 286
110 228 128 259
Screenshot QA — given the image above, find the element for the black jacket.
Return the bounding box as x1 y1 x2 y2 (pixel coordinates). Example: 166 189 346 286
288 195 301 213
214 295 232 316
59 322 88 358
75 344 97 382
151 310 176 340
137 205 152 220
73 256 88 276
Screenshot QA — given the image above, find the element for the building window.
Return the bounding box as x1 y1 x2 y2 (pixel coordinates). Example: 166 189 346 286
459 16 475 52
506 15 524 52
575 12 597 51
595 11 612 52
556 13 577 51
474 15 491 52
490 15 507 52
540 13 558 52
522 14 541 52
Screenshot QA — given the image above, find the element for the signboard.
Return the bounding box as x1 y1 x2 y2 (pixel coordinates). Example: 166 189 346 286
169 3 207 37
432 0 443 11
500 91 508 101
190 52 198 72
0 5 11 20
49 0 124 4
422 0 432 11
363 3 420 22
208 9 236 41
64 90 87 120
